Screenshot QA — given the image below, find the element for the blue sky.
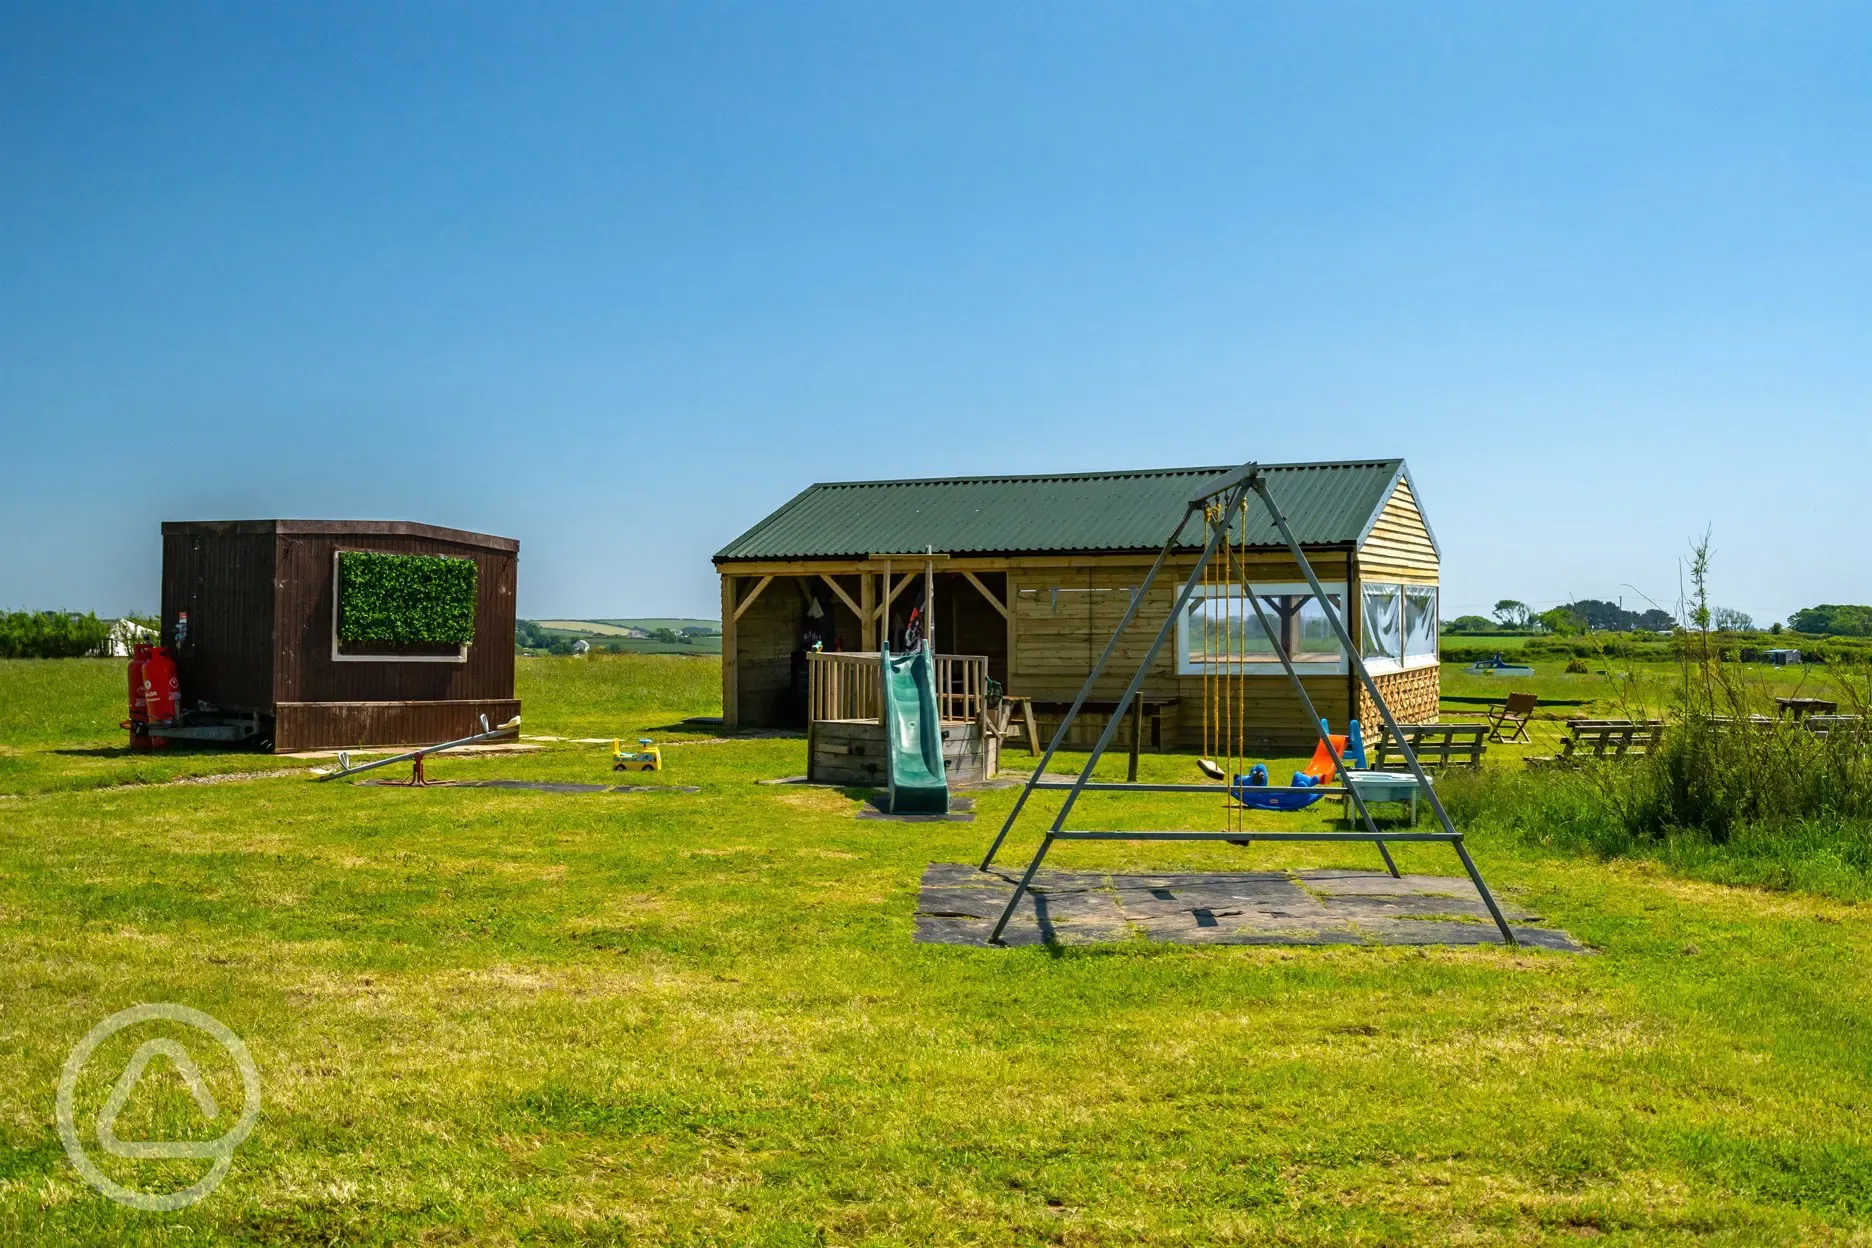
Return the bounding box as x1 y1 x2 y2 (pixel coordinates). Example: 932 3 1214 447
3 2 1868 625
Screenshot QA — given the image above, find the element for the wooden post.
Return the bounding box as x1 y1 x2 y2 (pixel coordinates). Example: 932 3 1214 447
720 575 738 727
924 554 935 654
1128 698 1143 782
861 570 876 650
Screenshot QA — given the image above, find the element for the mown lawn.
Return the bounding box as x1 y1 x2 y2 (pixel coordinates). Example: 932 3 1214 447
2 657 1870 1245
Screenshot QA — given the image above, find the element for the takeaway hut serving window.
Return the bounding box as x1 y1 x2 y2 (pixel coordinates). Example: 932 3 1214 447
1360 582 1439 673
1176 584 1347 675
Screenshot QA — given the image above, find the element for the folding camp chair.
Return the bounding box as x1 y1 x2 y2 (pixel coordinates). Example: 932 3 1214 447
1485 692 1538 743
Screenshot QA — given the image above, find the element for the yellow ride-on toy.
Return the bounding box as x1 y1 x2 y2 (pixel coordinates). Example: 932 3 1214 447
612 738 662 772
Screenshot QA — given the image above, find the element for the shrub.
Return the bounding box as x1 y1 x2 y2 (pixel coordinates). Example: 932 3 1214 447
1565 658 1589 674
338 552 477 644
0 611 114 659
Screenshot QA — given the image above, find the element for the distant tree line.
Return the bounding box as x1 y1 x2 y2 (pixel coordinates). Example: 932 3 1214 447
1448 596 1872 639
0 611 114 658
1445 598 1678 636
1788 605 1872 637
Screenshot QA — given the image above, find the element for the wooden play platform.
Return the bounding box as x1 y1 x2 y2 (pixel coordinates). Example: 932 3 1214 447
914 863 1583 950
806 651 998 786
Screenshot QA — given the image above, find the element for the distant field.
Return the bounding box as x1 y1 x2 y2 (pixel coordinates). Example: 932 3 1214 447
521 618 723 655
533 619 640 636
586 636 721 656
592 617 720 633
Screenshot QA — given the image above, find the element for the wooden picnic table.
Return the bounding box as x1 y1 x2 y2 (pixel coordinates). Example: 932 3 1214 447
1776 697 1838 721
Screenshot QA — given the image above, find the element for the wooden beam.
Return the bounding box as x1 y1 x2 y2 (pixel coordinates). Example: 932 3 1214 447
860 572 876 650
961 569 1008 619
819 574 862 621
872 572 916 622
732 574 774 622
720 575 738 727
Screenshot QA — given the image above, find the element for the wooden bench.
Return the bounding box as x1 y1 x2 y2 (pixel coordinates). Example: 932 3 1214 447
1526 719 1665 765
1373 723 1487 770
1803 714 1865 741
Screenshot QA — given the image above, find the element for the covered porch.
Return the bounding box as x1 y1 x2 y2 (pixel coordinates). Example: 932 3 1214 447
720 553 1010 729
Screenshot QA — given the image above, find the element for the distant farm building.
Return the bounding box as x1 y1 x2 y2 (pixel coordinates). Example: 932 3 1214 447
713 459 1441 751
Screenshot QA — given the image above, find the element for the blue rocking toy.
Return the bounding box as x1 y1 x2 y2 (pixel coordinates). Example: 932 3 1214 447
1227 719 1367 811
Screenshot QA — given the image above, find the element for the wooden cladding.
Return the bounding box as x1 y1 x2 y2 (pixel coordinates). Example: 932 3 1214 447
1358 477 1439 582
808 717 996 787
274 699 521 753
161 520 519 751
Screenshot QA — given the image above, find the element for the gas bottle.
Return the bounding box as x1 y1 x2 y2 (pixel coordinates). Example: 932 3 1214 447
127 644 152 752
141 646 180 747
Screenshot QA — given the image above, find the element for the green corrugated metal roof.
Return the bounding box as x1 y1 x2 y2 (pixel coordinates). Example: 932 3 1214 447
714 459 1415 561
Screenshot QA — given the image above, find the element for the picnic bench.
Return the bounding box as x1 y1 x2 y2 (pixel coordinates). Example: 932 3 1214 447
1525 719 1665 766
1373 723 1487 770
1776 696 1838 721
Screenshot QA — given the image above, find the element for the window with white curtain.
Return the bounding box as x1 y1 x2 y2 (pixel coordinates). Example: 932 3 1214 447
1403 585 1439 663
1362 583 1402 666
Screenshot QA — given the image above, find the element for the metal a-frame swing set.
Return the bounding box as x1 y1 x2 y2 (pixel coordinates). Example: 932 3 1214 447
977 460 1519 948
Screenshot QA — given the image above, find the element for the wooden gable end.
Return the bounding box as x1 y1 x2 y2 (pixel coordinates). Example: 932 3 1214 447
1357 476 1439 582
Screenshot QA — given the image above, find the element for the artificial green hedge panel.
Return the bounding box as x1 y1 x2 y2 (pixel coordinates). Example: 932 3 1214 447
338 551 478 645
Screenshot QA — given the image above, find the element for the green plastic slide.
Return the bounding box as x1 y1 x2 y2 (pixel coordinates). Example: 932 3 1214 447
881 644 950 815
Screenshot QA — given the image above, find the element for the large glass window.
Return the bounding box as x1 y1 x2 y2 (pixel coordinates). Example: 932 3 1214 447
1403 584 1438 662
1176 584 1348 675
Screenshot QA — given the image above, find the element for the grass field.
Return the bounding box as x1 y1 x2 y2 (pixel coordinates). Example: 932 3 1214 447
3 658 1871 1244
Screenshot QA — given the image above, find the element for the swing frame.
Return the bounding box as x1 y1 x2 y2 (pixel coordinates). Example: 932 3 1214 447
977 461 1518 947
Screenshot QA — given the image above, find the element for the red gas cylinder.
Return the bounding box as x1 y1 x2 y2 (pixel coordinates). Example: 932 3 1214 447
126 643 152 752
141 646 180 748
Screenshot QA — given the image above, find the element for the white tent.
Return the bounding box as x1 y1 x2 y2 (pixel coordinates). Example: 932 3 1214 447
102 618 156 658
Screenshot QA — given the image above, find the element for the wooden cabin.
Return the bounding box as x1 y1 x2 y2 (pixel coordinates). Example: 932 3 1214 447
162 520 520 752
713 460 1442 752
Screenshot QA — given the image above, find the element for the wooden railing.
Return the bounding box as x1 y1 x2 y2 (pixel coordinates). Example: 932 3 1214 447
807 651 990 724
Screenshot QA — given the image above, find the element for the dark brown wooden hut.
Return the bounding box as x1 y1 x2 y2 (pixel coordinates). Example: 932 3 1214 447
160 520 519 752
